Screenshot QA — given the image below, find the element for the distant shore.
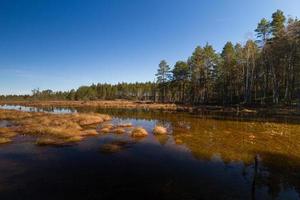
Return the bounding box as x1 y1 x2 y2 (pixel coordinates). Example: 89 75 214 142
0 100 299 118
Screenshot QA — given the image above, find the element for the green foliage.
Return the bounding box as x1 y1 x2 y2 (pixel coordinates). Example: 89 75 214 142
1 10 299 106
172 61 190 82
156 60 171 84
271 9 286 38
155 60 171 102
255 18 271 46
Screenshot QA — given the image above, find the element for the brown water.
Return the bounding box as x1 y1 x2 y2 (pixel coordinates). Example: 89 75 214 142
0 105 299 200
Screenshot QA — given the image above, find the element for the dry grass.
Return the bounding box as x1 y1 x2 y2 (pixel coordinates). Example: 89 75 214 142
99 127 111 133
175 138 183 144
153 125 168 135
241 108 257 113
0 100 178 111
98 123 130 134
0 109 111 145
0 137 11 144
81 129 98 136
0 127 17 144
131 127 148 137
101 123 114 129
111 127 126 134
36 137 63 146
35 136 84 146
116 123 133 128
1 101 300 121
65 135 84 143
0 127 17 138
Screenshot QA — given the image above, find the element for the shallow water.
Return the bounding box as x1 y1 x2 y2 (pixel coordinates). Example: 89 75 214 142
0 105 300 200
0 104 76 114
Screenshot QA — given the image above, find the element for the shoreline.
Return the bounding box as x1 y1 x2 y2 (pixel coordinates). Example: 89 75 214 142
0 100 299 117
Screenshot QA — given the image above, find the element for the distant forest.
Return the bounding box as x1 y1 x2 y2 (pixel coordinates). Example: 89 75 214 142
1 10 300 106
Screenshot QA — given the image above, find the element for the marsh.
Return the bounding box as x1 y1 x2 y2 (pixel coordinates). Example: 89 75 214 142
0 105 299 199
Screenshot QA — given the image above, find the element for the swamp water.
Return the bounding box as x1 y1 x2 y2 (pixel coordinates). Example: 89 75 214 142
0 105 299 199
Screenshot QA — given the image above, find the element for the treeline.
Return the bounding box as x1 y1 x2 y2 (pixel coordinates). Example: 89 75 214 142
0 82 156 101
1 10 299 106
155 10 300 105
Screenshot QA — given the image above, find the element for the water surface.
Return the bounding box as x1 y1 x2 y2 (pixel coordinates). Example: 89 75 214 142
0 105 299 200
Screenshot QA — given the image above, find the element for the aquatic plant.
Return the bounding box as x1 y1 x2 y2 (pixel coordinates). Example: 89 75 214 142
100 140 134 153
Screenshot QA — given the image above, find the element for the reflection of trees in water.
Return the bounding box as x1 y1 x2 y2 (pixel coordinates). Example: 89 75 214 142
169 117 300 199
4 105 300 198
1 105 76 114
254 151 300 199
94 108 300 198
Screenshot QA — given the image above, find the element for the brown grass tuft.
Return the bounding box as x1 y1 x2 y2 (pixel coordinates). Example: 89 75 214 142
116 123 133 128
100 127 111 133
0 137 12 144
175 138 183 144
65 135 84 143
111 127 126 134
131 127 148 137
36 138 62 146
153 125 168 135
0 127 18 138
81 129 98 136
101 123 114 129
0 109 112 145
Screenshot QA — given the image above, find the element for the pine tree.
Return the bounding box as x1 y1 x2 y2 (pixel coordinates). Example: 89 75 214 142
156 60 171 102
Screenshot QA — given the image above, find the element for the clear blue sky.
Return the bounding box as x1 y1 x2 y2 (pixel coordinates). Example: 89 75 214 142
0 0 299 95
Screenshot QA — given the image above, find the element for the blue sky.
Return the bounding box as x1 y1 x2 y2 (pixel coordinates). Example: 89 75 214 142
0 0 299 95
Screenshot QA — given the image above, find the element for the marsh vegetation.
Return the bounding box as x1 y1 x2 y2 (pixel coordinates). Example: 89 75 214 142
0 109 112 145
0 105 299 199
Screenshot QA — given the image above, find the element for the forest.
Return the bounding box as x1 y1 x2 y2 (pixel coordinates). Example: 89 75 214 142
1 10 299 106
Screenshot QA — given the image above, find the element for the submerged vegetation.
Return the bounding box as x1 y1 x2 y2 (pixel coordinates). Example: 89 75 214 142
0 106 300 198
100 140 135 154
171 118 300 165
